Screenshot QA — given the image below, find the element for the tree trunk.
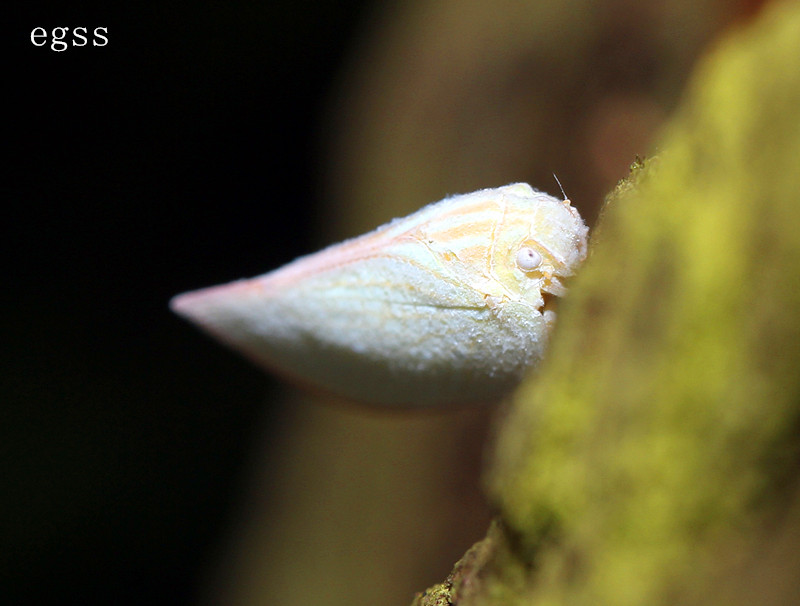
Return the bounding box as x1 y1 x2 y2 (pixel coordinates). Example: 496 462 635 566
414 1 800 603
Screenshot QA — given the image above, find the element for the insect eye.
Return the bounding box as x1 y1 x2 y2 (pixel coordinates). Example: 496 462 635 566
515 247 543 272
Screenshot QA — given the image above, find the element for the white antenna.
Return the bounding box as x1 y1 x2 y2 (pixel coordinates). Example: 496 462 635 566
552 173 569 203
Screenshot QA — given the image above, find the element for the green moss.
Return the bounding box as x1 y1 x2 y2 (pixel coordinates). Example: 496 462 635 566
421 2 800 604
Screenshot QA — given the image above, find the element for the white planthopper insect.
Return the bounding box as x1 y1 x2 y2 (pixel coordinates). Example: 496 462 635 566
171 183 589 407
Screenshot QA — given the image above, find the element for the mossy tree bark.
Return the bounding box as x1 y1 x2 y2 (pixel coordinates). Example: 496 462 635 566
414 1 800 604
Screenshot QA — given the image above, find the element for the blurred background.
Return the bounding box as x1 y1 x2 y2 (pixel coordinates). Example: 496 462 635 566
6 1 766 604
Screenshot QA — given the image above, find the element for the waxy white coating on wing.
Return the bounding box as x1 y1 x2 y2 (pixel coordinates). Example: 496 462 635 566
171 183 589 406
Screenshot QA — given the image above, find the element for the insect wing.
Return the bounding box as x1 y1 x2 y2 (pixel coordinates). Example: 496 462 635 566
171 184 583 406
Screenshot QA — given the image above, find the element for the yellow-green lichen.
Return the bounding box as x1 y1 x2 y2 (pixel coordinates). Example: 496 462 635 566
446 1 800 604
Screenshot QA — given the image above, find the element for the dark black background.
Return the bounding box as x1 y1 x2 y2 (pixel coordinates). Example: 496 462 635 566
6 2 371 603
